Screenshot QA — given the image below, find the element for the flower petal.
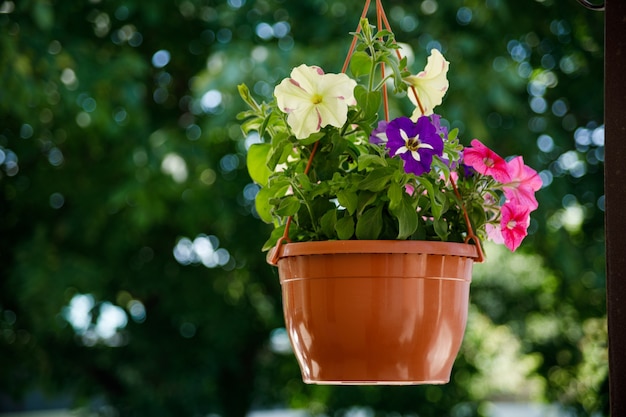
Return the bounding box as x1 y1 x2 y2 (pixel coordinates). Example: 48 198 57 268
486 223 504 244
385 116 443 176
287 104 321 139
500 203 530 251
274 64 356 139
505 156 543 191
289 64 324 94
316 99 349 128
405 49 450 117
370 120 389 144
463 139 511 183
275 77 312 114
317 73 357 103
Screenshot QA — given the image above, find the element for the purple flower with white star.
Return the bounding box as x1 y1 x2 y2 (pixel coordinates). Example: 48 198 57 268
429 113 448 138
369 120 389 144
386 116 444 176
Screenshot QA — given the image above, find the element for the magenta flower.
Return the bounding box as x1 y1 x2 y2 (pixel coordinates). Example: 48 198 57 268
386 116 443 176
463 139 511 183
500 203 531 251
502 156 542 211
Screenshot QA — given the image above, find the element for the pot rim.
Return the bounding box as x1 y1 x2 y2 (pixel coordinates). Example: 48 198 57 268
273 239 479 261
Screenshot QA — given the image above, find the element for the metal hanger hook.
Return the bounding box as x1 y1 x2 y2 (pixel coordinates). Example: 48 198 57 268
576 0 605 11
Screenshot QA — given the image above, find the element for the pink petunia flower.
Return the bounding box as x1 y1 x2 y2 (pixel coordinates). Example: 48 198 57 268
463 139 511 183
500 203 531 251
502 156 542 211
485 223 504 245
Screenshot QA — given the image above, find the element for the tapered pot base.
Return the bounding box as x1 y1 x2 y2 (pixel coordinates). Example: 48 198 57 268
273 240 477 385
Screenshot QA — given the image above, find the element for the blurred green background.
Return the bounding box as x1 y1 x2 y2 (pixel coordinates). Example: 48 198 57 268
0 0 606 416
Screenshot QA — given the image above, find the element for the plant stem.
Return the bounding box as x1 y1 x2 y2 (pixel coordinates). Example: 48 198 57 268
289 177 319 235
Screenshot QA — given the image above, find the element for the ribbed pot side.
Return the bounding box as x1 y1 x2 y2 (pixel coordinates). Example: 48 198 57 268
275 240 476 385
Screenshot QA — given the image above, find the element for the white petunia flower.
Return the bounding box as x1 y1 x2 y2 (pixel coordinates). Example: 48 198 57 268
405 49 450 119
274 64 357 139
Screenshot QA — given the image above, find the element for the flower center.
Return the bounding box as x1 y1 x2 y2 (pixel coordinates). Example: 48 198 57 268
311 94 323 104
483 157 495 167
406 136 421 151
506 219 517 230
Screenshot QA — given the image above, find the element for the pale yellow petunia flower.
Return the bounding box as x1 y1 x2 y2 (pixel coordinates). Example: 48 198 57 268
405 49 450 120
274 64 357 139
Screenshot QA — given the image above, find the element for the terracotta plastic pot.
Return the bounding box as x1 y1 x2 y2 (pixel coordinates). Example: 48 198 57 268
270 240 478 385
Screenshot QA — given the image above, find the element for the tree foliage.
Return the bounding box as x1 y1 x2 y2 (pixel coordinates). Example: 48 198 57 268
0 1 605 416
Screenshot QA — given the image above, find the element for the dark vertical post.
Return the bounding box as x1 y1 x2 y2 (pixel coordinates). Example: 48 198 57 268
605 0 626 415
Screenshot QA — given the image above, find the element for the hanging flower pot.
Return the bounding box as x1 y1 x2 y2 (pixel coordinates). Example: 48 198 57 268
238 0 541 386
269 240 478 384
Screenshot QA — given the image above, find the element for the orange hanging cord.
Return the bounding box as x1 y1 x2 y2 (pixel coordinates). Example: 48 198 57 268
267 141 319 265
268 0 483 265
449 176 485 263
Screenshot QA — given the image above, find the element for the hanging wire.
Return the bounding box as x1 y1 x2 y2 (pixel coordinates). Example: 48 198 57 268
576 0 605 11
341 0 426 120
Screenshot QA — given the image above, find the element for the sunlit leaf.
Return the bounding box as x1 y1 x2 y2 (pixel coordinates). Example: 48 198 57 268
247 143 272 185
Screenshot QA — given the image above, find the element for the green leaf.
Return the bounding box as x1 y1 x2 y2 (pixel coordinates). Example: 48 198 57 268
354 85 382 120
267 137 292 169
373 29 394 39
433 217 449 241
262 224 286 251
432 158 451 182
356 205 383 240
416 177 443 219
298 131 325 146
468 204 487 233
389 194 418 239
359 167 394 192
309 196 336 230
320 209 337 238
358 154 387 170
274 196 300 217
337 190 358 215
349 51 372 78
309 181 330 199
258 109 275 139
266 179 291 201
357 191 377 215
247 143 272 185
387 181 403 210
238 83 260 111
336 214 355 240
254 187 274 224
295 173 312 191
448 127 459 142
238 116 261 135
